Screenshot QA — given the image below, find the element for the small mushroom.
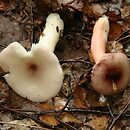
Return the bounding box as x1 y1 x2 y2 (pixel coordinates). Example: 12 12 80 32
91 16 130 95
0 13 64 102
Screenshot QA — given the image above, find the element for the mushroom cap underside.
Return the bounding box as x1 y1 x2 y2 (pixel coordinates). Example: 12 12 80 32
91 53 130 95
0 42 63 102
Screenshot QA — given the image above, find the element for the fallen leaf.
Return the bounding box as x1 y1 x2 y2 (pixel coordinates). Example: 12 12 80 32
85 115 108 130
86 89 107 107
109 22 123 41
121 5 130 19
60 112 81 123
57 0 83 11
0 1 10 11
38 101 54 111
0 118 41 130
73 85 89 108
39 114 59 126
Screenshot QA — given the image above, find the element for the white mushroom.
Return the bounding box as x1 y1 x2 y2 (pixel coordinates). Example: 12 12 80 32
0 13 64 102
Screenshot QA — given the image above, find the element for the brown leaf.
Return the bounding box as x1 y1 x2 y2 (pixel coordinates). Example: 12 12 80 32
38 101 54 111
121 5 130 19
106 11 121 22
85 115 108 130
0 1 10 11
39 114 59 126
86 89 107 107
109 22 123 41
57 0 83 11
91 4 107 17
60 112 81 123
73 85 89 108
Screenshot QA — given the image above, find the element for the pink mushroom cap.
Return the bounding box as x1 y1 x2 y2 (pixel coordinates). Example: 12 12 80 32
91 53 130 95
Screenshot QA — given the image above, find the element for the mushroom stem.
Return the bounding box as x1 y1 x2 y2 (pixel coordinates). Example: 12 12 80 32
91 15 109 63
38 13 64 52
91 16 130 95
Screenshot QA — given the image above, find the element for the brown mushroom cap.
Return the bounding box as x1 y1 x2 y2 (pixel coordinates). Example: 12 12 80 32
91 53 130 95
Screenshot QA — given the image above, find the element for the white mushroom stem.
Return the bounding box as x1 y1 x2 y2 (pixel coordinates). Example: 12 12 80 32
38 13 64 52
91 16 130 95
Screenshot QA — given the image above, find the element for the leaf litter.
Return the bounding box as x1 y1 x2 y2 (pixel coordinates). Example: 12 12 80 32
0 0 130 130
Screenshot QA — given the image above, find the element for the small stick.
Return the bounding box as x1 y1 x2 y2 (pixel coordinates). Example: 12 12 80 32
106 101 130 130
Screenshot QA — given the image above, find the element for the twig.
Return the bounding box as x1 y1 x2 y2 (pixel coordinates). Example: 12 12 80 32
58 93 73 116
107 103 114 118
115 29 130 42
1 106 130 118
54 93 77 130
0 106 61 130
106 100 130 130
55 116 78 130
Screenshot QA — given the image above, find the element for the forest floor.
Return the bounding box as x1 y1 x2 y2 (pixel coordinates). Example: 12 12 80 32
0 0 130 130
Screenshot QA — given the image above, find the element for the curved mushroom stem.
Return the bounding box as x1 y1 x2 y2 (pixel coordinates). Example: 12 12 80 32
38 13 64 52
91 16 130 95
91 15 109 63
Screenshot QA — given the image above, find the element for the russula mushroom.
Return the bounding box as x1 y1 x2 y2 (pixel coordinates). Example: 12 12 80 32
91 15 130 95
0 13 64 102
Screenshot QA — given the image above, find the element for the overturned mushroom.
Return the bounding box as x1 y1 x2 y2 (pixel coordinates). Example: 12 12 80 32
91 16 130 95
0 13 64 102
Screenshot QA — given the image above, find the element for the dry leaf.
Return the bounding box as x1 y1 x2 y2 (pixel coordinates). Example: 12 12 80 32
0 119 41 130
57 0 83 11
85 115 108 130
39 114 59 126
38 101 54 111
60 112 81 123
121 5 130 19
38 101 59 126
73 85 89 108
109 22 123 41
0 1 10 11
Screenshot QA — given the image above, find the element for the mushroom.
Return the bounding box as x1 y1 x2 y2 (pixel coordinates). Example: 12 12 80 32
0 13 64 102
91 15 130 95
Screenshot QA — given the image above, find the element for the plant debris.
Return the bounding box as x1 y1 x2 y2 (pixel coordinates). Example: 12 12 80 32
0 0 130 130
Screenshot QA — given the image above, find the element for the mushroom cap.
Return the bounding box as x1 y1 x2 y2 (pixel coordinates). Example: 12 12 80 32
0 42 63 102
91 53 130 95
